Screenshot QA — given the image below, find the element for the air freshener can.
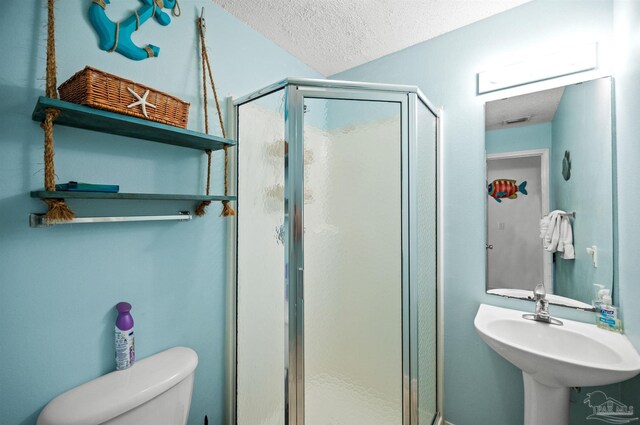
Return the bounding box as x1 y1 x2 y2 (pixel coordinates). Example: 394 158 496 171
115 302 135 370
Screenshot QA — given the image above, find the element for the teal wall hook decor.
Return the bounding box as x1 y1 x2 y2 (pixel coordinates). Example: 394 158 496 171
88 0 181 61
562 150 571 181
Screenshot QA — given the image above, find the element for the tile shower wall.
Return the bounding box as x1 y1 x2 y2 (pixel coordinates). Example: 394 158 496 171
0 2 320 424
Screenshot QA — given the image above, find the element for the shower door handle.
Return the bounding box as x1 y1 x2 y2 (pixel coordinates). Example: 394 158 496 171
298 268 304 300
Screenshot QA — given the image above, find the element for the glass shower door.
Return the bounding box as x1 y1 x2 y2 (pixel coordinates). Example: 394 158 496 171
236 89 287 425
235 80 439 425
301 97 404 425
414 100 438 425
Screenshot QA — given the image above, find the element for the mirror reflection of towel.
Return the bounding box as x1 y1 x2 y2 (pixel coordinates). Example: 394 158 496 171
539 213 551 239
558 216 575 259
541 210 561 250
540 210 575 259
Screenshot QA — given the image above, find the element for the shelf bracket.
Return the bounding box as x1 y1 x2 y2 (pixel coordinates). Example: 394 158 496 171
30 211 192 228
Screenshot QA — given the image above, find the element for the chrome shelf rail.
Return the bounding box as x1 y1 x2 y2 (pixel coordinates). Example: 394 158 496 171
30 211 192 228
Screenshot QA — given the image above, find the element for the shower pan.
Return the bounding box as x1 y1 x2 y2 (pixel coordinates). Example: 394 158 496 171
229 78 441 425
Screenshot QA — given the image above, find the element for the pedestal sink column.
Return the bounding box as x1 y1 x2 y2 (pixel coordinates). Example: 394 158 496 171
522 372 570 425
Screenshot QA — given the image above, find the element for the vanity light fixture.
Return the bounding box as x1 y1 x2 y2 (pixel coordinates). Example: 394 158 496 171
477 42 598 94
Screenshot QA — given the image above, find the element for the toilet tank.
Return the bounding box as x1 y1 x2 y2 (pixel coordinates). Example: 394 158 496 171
37 347 198 425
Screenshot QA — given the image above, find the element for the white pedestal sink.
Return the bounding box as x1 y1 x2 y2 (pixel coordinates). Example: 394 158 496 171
475 304 640 425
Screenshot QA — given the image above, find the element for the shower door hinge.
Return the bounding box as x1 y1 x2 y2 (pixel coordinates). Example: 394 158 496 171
297 268 304 300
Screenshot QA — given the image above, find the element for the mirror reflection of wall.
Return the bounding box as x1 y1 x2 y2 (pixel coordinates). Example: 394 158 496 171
485 77 613 309
487 154 546 290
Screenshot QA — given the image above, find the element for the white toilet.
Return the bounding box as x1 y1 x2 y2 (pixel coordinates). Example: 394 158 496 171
37 347 198 425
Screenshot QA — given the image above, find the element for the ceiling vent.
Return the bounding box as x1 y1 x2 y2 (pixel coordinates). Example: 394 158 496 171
503 116 531 125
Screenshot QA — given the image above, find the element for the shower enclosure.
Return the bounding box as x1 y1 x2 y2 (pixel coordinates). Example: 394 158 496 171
230 79 440 425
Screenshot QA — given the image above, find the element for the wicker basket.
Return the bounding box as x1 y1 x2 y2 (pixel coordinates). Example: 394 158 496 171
58 66 190 128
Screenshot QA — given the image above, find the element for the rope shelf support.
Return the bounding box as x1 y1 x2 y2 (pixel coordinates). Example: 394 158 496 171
196 11 235 217
42 0 75 222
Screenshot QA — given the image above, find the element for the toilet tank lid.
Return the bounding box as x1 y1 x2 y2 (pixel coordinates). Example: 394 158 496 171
37 347 198 425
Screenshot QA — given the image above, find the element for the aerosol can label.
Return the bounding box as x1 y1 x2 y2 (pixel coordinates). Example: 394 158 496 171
115 327 135 370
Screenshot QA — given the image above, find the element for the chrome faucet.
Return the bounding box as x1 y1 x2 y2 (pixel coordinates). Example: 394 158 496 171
523 283 563 325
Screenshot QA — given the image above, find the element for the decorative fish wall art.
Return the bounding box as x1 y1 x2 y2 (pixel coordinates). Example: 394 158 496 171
487 179 528 203
562 150 571 181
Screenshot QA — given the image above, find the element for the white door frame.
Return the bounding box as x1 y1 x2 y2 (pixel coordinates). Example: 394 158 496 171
486 148 552 293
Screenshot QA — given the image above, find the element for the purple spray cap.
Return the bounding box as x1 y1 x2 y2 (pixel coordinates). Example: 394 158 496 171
115 302 134 331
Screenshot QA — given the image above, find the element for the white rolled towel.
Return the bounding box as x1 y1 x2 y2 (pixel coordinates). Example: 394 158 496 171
539 214 551 239
559 215 575 259
542 210 563 252
546 213 562 252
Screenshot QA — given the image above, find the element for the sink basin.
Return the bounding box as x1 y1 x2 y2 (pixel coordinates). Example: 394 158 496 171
475 304 640 425
475 304 640 387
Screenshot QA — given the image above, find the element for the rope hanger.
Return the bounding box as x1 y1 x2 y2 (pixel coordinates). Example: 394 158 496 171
42 0 75 222
196 8 234 217
40 1 232 220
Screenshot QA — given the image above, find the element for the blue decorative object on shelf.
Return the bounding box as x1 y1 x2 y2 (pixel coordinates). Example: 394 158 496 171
55 181 120 193
88 0 180 61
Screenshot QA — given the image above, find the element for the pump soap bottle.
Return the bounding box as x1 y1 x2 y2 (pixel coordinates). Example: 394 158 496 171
115 302 135 370
595 290 622 333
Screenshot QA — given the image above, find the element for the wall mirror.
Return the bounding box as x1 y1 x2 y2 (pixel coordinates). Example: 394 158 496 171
484 77 614 310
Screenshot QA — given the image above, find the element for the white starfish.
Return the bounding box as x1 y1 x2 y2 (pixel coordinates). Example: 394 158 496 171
126 88 156 118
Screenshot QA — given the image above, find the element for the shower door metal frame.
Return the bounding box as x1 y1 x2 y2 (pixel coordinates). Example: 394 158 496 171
232 78 442 425
286 85 412 425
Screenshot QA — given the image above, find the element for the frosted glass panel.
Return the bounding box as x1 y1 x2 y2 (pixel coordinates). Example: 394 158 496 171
237 90 286 425
416 103 437 424
303 98 403 425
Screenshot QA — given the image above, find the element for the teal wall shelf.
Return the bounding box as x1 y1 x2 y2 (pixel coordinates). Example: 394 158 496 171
31 191 236 202
32 97 235 151
31 97 236 222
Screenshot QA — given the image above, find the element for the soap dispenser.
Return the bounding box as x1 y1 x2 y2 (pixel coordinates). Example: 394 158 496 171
592 284 606 310
595 289 622 332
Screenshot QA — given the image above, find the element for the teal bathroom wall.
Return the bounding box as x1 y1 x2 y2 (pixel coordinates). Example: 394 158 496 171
332 1 633 424
485 122 552 154
614 0 640 408
485 123 553 214
614 0 640 351
552 79 613 304
0 2 320 424
485 122 553 229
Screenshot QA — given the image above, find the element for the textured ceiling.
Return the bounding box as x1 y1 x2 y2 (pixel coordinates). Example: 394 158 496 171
211 0 534 76
485 87 565 131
